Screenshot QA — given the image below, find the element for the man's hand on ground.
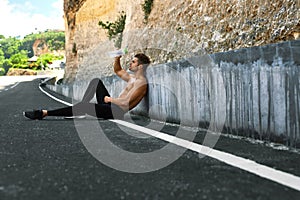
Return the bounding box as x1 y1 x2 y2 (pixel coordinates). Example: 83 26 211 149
104 96 112 103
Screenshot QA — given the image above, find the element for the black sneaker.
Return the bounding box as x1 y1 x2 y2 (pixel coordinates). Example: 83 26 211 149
23 110 44 120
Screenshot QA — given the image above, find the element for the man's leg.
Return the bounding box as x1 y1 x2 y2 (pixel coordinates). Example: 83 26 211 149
24 79 116 120
24 102 125 120
47 102 122 119
81 78 110 104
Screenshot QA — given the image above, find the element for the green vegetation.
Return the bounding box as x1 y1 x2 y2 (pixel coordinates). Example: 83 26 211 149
142 0 154 23
36 54 64 70
21 31 65 58
0 48 4 74
98 11 126 48
9 50 29 69
0 30 65 75
0 68 4 76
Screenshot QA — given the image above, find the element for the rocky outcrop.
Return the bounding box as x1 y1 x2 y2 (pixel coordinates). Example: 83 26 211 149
32 39 48 56
6 68 37 76
63 0 299 83
63 0 88 83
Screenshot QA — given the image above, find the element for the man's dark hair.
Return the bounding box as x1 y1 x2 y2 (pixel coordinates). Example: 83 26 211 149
135 53 151 65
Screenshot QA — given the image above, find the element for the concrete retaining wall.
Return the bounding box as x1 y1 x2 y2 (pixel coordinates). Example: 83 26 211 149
47 40 300 147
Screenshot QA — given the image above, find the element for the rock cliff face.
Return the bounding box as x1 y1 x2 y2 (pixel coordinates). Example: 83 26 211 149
63 0 299 83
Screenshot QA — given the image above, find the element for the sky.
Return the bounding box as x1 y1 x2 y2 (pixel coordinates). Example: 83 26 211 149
0 0 64 38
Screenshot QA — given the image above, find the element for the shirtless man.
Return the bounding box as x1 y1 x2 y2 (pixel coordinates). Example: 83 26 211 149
23 53 151 120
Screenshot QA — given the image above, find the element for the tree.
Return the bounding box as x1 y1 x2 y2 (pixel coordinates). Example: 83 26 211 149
10 50 28 69
0 49 4 64
1 60 11 73
35 53 63 70
0 49 6 74
0 67 5 76
0 49 4 75
0 37 21 58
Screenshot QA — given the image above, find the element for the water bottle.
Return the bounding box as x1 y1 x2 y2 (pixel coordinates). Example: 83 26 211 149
108 46 128 58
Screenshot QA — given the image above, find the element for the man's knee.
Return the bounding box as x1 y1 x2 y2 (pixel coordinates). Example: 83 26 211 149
90 78 105 86
90 78 101 84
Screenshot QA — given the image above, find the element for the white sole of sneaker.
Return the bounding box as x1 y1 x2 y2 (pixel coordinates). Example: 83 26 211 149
64 115 86 119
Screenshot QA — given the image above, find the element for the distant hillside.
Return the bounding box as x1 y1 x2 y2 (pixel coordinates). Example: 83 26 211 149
0 30 65 75
21 30 65 58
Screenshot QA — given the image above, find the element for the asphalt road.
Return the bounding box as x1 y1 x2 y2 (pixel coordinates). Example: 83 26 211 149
0 76 300 200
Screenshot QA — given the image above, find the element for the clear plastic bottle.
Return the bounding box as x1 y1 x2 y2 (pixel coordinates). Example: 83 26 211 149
108 46 128 57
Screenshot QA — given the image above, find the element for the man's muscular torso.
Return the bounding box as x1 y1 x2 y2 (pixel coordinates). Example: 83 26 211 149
118 75 147 111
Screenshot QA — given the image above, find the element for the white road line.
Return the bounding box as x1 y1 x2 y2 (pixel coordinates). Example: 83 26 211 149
0 75 48 92
10 82 20 89
3 82 20 91
112 120 300 192
39 85 73 106
39 85 300 192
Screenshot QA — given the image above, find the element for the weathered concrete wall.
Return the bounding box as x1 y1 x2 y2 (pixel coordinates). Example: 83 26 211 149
47 40 300 147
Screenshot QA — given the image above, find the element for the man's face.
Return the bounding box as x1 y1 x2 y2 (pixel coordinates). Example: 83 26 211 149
129 57 140 72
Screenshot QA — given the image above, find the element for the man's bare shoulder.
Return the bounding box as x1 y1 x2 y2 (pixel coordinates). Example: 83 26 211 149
133 76 147 85
128 75 146 83
128 75 136 82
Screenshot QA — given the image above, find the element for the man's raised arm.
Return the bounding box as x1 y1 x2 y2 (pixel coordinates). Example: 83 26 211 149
114 56 130 82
